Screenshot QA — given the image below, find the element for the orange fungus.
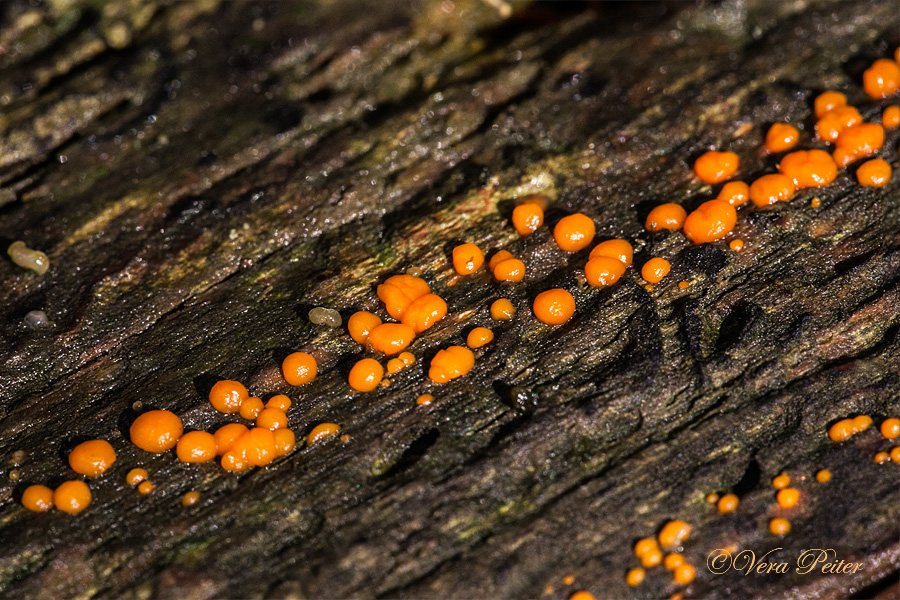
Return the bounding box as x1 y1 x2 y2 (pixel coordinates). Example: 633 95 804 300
239 397 264 420
307 423 341 446
54 481 91 514
68 440 116 477
658 520 691 549
856 158 891 187
814 91 846 118
881 418 900 440
717 181 750 206
130 410 183 453
512 202 544 235
492 257 526 282
749 174 795 207
533 289 575 325
490 298 516 320
377 274 430 320
815 105 862 143
266 394 291 411
590 239 633 267
641 258 671 284
282 352 317 386
126 468 148 486
256 407 288 430
349 358 384 392
883 105 900 129
22 485 54 512
176 431 217 463
367 323 416 355
778 149 837 188
214 423 249 455
584 256 626 287
554 214 596 252
348 311 382 344
765 123 800 153
429 346 475 383
209 380 249 414
645 203 687 232
467 327 494 349
862 58 900 99
452 243 485 275
401 293 447 333
683 199 737 244
693 150 740 184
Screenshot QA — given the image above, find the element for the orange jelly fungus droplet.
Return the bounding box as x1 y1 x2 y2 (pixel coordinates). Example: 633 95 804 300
590 239 633 267
242 427 277 467
881 418 900 440
634 537 660 558
706 493 720 504
533 288 576 325
209 380 249 414
815 105 862 143
626 568 646 587
562 575 575 586
452 243 485 275
54 480 91 514
729 239 744 251
138 480 154 494
256 407 288 430
717 181 750 206
641 550 663 568
883 105 900 129
266 394 291 412
765 123 800 153
22 485 54 512
68 440 116 477
641 258 671 284
772 472 790 489
130 410 183 453
274 428 296 456
467 327 494 349
853 415 873 431
891 446 900 463
717 493 739 513
214 423 249 455
584 256 626 288
569 592 596 600
815 469 832 483
429 346 475 383
835 123 885 165
814 91 847 118
693 150 740 184
673 564 696 585
678 281 689 290
512 202 544 235
126 468 148 486
828 419 857 442
349 358 384 392
493 258 526 282
239 397 264 420
386 358 406 374
874 451 890 464
416 393 434 406
401 293 447 333
398 351 415 365
862 58 900 99
367 322 416 355
810 197 821 209
182 491 201 507
176 431 217 463
683 199 737 244
749 173 795 207
377 274 431 320
645 203 687 232
770 518 790 536
348 311 383 344
282 352 317 386
491 298 516 320
489 250 514 271
658 520 691 549
778 149 837 188
553 213 596 252
664 553 686 570
307 423 341 446
856 158 892 187
777 487 800 508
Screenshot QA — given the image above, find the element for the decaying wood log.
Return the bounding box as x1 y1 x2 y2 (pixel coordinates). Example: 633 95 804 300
0 0 898 598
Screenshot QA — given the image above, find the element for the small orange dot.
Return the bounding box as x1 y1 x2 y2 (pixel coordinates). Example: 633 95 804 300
386 357 406 374
349 358 384 392
645 203 687 232
209 380 249 413
130 410 183 453
429 346 475 383
282 352 317 386
532 289 576 325
862 58 900 99
562 575 575 586
307 423 341 446
678 281 689 289
729 239 744 251
239 397 264 420
810 197 821 209
769 517 790 536
765 123 800 153
640 549 663 568
694 150 740 184
856 158 891 187
554 214 596 252
467 327 494 349
452 243 485 275
22 485 54 512
68 440 117 477
182 491 201 507
584 256 626 288
589 239 633 267
673 563 695 585
641 258 671 284
176 431 217 463
126 468 148 486
138 480 154 495
706 493 720 504
717 181 750 206
776 487 800 508
54 480 92 513
772 472 790 489
490 298 516 321
815 469 832 483
348 311 383 345
717 493 739 513
416 393 434 406
512 202 544 235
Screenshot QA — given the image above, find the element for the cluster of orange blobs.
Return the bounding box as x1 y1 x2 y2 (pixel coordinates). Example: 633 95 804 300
830 415 900 465
627 520 696 588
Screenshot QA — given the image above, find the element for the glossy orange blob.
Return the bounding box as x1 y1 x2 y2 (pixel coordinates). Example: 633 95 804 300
772 472 790 489
367 322 416 355
22 485 54 512
706 493 720 504
640 549 663 569
492 258 526 282
828 419 857 442
266 394 291 412
770 518 791 536
729 239 744 251
54 480 91 514
883 105 900 129
815 469 832 483
490 298 516 320
853 415 873 431
694 151 740 184
834 123 885 165
857 158 892 187
176 431 217 463
717 493 739 514
282 352 317 386
584 256 627 287
881 418 900 440
634 537 660 559
209 380 249 414
664 553 685 570
749 173 795 207
386 358 406 374
126 468 148 486
416 393 434 405
452 243 485 275
214 423 249 455
891 447 900 463
533 289 576 325
590 239 633 267
512 202 544 235
641 258 671 284
554 214 596 252
673 564 696 585
429 346 475 383
568 592 596 600
717 181 750 206
765 123 800 153
467 327 494 349
138 480 154 495
68 440 116 477
683 199 737 244
348 311 383 344
377 274 431 320
863 58 900 98
401 293 447 333
243 427 277 467
398 352 415 365
645 203 687 232
658 520 691 550
182 491 201 507
814 91 847 118
220 450 249 473
274 428 296 456
778 150 837 188
810 197 821 209
256 407 288 430
625 568 645 586
777 487 800 508
874 451 890 464
130 410 183 453
239 396 264 420
349 358 384 392
815 105 862 143
307 423 341 446
489 250 515 271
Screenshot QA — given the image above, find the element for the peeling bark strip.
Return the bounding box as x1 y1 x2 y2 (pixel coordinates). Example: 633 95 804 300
0 1 898 598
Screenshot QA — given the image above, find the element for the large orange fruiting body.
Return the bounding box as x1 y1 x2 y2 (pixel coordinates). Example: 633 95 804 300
452 243 485 275
778 150 837 188
590 239 633 266
377 274 431 320
512 202 544 235
693 151 739 184
645 203 687 232
683 200 737 244
490 298 516 320
466 327 494 349
765 123 800 153
68 440 117 477
815 105 862 142
716 181 750 206
282 352 317 386
881 418 900 440
347 311 382 344
54 480 92 514
130 410 183 453
349 358 384 391
641 258 671 284
814 91 846 118
274 428 296 455
176 431 217 463
492 257 526 282
401 293 447 332
584 256 626 287
658 520 691 549
209 380 249 413
862 58 900 98
749 174 795 207
367 323 416 354
22 485 54 512
553 214 596 252
777 488 800 508
856 158 891 187
834 123 885 166
429 346 475 383
532 289 575 325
